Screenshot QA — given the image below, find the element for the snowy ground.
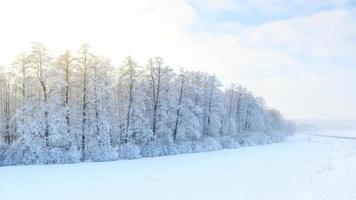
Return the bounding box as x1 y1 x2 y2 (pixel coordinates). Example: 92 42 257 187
1 130 356 200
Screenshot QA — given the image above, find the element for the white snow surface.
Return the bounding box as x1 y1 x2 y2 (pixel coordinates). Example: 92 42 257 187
1 130 356 200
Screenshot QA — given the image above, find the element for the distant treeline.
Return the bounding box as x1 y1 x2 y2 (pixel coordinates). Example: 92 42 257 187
0 43 294 166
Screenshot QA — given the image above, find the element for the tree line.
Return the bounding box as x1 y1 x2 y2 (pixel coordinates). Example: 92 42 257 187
0 43 294 166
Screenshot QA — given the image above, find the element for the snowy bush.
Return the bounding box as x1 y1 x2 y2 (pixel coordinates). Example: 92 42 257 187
0 141 8 166
141 141 178 157
241 132 271 146
140 138 165 157
268 131 288 143
161 143 179 156
141 134 180 157
141 142 166 157
86 145 118 162
191 142 204 153
118 143 141 159
218 136 241 149
175 141 194 154
3 137 48 166
199 137 222 152
47 147 81 164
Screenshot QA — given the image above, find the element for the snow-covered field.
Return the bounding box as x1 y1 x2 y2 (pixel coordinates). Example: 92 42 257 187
1 130 356 200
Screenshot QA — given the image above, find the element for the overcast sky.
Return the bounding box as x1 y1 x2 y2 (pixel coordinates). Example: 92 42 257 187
0 0 355 120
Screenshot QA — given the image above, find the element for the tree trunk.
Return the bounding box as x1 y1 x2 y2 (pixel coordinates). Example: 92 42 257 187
94 61 100 141
40 80 49 147
173 73 184 141
235 90 242 133
151 60 161 137
4 78 11 145
65 56 70 135
206 77 214 136
81 45 88 161
21 53 26 136
126 63 134 139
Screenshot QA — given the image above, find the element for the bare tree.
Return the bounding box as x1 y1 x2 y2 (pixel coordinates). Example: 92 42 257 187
147 57 163 138
78 43 90 160
1 71 11 145
124 57 137 139
173 69 185 141
57 50 74 137
28 43 52 147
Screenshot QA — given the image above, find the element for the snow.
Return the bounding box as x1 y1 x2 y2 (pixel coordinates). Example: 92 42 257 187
1 130 356 200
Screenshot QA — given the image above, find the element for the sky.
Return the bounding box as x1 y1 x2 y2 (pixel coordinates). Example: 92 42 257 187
0 0 355 120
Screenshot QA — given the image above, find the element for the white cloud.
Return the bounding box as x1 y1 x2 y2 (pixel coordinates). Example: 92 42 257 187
245 8 356 59
233 0 352 16
211 8 356 119
189 0 241 14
